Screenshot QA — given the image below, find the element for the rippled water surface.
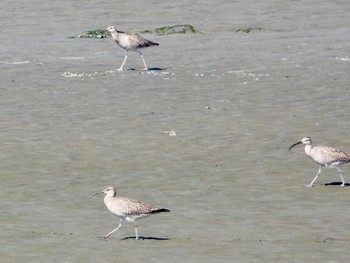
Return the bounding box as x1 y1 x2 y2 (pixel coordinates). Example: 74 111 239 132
1 0 350 262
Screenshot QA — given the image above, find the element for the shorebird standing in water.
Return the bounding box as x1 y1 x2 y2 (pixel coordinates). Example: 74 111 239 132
289 137 350 187
89 186 170 240
107 25 159 71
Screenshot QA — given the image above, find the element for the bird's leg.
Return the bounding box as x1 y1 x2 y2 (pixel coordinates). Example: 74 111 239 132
305 166 322 187
134 222 139 240
138 50 148 71
117 50 128 71
334 167 345 188
103 218 123 239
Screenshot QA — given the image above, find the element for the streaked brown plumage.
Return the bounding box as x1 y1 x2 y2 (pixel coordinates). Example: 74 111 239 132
107 25 159 71
289 137 350 187
89 186 169 239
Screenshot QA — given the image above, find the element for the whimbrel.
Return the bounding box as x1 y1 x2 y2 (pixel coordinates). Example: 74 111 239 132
107 25 159 71
89 186 170 239
289 137 350 187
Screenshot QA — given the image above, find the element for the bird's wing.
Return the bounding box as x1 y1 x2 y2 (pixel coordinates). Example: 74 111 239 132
119 196 158 215
129 33 158 48
316 146 350 163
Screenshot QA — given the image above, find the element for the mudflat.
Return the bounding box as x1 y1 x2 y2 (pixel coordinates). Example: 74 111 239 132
1 1 350 262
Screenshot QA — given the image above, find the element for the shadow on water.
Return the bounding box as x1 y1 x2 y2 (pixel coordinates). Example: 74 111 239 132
122 236 170 241
128 67 167 71
97 235 169 241
324 182 350 187
147 67 167 71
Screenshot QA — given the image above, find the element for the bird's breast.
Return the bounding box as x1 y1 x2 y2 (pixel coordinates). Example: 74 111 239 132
104 198 123 216
114 34 133 49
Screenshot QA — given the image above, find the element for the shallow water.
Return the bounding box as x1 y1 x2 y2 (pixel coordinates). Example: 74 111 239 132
1 0 350 262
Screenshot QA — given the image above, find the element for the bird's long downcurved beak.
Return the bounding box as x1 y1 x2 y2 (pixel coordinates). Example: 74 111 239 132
288 141 302 151
89 191 103 199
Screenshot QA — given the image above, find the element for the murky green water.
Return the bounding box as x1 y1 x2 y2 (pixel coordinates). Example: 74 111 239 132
1 0 350 262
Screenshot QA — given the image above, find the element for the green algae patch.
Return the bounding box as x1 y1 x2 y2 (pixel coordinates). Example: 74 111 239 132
78 30 110 39
142 25 199 35
236 27 265 33
71 25 199 39
69 30 111 39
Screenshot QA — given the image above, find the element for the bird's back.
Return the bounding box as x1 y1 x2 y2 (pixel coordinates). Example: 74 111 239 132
112 32 158 51
309 146 350 166
104 195 168 219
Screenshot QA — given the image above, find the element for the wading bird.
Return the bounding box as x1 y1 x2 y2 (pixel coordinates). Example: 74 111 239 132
89 186 170 239
107 25 159 71
289 137 350 187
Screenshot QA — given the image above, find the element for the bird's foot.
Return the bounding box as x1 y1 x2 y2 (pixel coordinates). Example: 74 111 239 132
304 184 315 188
116 67 123 71
341 183 345 188
103 234 111 239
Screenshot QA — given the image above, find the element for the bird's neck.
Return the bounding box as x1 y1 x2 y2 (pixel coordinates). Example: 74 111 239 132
104 194 114 205
112 30 124 36
104 192 116 202
304 144 313 156
110 31 119 40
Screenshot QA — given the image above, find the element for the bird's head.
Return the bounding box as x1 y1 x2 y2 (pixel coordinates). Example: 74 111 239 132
289 137 312 151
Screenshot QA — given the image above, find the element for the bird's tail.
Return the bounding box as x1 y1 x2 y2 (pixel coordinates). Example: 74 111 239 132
146 40 159 47
151 208 170 214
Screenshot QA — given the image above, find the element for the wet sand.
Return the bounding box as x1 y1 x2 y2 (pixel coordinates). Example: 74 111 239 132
1 0 350 262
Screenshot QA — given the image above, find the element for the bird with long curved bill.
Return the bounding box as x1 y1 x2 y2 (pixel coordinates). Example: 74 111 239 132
89 186 170 240
289 137 350 187
107 25 159 71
